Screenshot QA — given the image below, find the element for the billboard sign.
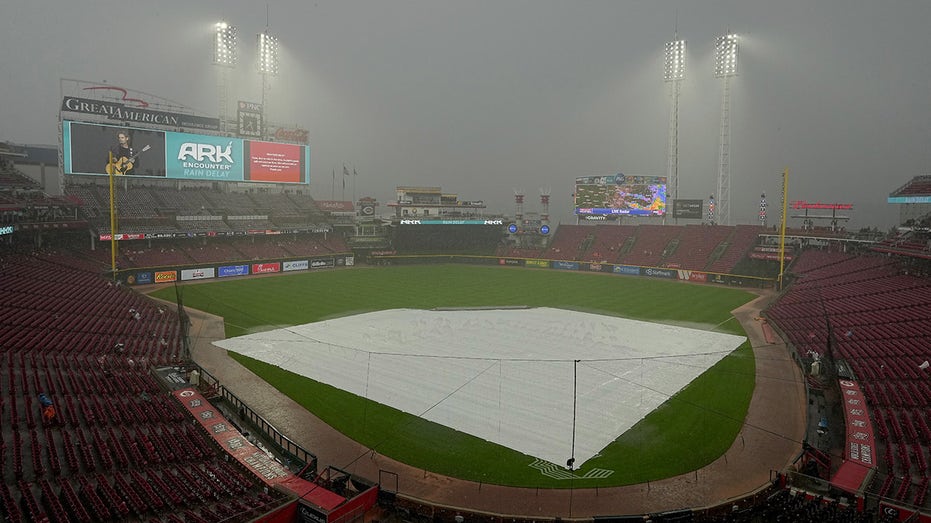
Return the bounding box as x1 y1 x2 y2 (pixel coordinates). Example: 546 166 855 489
676 270 708 282
154 270 177 283
641 267 676 279
673 199 703 219
218 265 250 278
166 132 243 181
283 260 309 272
398 219 504 225
613 265 641 276
61 96 220 131
128 272 153 285
63 120 309 184
181 268 216 281
310 258 335 269
252 263 281 274
574 173 666 216
552 261 580 271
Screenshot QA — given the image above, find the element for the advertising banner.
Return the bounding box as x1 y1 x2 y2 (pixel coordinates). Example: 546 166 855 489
310 258 335 269
498 258 523 266
128 272 153 285
582 263 612 273
252 263 281 274
345 256 355 267
552 261 580 271
672 199 704 219
61 96 220 131
99 233 146 241
526 259 549 268
641 267 676 279
399 219 504 225
677 270 708 282
154 270 177 283
166 132 243 181
283 260 309 272
612 265 641 276
180 268 216 281
750 252 794 261
218 265 250 278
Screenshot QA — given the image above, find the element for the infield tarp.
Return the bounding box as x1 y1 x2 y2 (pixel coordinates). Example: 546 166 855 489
214 307 745 469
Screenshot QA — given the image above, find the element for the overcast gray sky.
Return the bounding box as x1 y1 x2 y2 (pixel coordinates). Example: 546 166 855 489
2 1 929 229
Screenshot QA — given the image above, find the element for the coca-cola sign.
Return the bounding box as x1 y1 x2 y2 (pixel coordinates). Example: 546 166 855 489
274 127 309 144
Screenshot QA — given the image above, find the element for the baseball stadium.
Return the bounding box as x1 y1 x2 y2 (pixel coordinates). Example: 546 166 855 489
3 40 931 523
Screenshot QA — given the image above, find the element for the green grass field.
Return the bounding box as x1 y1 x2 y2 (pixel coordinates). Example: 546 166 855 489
152 265 757 488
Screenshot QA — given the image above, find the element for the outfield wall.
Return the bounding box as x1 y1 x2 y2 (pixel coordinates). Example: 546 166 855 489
371 254 775 289
120 250 773 289
120 254 355 285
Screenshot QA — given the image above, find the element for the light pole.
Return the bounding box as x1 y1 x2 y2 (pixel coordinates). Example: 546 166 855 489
257 30 279 140
708 194 715 225
664 38 685 224
214 21 237 132
714 33 738 226
760 192 767 227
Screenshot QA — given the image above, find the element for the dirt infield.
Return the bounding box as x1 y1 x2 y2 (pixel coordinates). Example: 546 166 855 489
181 289 805 518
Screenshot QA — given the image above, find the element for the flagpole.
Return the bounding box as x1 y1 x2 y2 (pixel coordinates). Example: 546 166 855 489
352 165 357 204
341 163 347 200
331 168 335 200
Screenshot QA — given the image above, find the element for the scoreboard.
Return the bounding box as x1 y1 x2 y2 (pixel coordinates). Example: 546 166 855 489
574 174 666 216
62 120 310 185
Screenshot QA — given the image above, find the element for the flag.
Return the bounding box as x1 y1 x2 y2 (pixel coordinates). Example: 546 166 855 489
343 164 350 176
342 177 346 190
353 168 358 176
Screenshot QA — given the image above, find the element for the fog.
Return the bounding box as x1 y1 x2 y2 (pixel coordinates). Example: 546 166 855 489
2 0 929 229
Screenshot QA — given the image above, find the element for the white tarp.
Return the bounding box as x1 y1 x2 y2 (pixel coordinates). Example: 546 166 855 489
214 307 745 468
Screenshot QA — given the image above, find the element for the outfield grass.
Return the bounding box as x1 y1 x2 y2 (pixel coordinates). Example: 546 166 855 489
153 265 756 488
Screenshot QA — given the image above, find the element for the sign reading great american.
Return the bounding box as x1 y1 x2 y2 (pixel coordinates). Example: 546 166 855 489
62 96 220 131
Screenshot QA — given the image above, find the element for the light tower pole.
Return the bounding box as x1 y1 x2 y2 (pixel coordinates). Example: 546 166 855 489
214 21 237 133
257 29 279 139
664 38 685 224
760 193 767 227
714 33 738 226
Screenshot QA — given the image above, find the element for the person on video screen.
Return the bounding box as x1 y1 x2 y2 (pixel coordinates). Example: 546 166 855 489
106 130 140 175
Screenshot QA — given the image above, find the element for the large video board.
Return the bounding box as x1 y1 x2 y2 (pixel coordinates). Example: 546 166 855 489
574 174 666 216
62 120 309 184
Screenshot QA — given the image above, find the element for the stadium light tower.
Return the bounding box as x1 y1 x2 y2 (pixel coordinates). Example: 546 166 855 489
664 37 686 224
714 33 738 226
214 21 237 132
257 30 279 138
